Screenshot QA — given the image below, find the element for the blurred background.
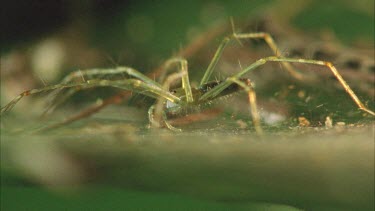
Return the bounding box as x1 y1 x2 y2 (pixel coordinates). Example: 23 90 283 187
1 0 374 210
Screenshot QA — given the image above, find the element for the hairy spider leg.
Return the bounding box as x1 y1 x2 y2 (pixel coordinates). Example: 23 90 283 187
60 67 162 87
150 71 187 131
158 58 193 103
1 78 180 116
42 67 163 115
227 77 263 135
200 56 375 116
148 105 182 132
200 32 303 86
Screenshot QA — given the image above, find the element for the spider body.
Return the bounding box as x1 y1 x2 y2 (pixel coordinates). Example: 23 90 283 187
165 79 248 117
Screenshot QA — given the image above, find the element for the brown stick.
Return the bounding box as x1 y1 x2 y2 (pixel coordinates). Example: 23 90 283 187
38 92 131 132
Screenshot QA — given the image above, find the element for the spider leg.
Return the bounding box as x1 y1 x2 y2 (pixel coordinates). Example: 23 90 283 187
1 83 79 115
233 32 303 80
45 59 197 125
151 71 187 130
200 31 303 86
227 78 263 135
200 56 374 116
159 58 193 103
44 67 162 115
1 78 179 116
58 67 162 87
148 105 181 132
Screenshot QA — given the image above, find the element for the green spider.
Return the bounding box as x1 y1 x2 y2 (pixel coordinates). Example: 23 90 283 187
1 31 374 134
